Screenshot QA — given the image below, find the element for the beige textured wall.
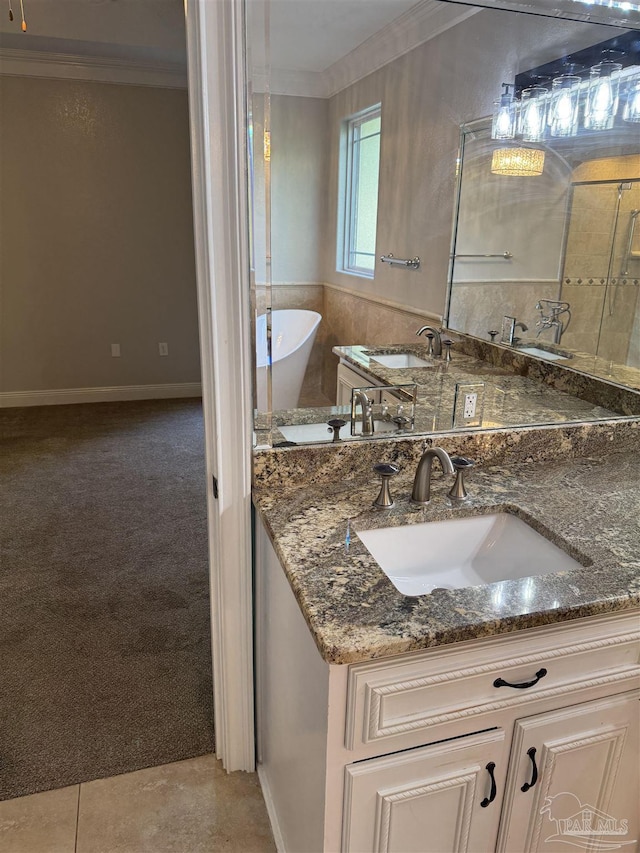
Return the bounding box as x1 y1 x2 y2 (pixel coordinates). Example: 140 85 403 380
453 141 569 284
0 76 200 393
272 96 329 284
252 94 329 286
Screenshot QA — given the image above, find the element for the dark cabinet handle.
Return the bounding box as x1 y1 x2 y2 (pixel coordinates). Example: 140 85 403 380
521 747 538 792
493 668 548 689
480 762 497 807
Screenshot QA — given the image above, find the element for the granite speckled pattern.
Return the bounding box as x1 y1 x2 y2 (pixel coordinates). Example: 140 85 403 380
454 335 640 413
253 452 640 665
254 418 640 489
335 344 632 427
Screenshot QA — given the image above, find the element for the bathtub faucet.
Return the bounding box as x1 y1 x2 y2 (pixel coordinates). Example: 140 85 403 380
351 389 375 436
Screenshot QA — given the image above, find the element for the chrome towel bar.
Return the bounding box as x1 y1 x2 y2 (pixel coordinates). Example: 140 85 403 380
380 253 421 269
453 251 513 259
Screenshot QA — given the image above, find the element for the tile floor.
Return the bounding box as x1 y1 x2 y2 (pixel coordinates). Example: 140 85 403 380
0 755 276 853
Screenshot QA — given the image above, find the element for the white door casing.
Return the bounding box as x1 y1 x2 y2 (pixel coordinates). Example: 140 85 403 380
184 0 255 772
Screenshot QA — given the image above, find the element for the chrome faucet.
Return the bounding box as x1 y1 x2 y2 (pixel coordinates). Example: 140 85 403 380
411 447 455 505
535 300 571 341
416 325 442 357
351 389 374 436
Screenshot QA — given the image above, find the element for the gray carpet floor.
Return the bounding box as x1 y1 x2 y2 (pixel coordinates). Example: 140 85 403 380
0 399 213 801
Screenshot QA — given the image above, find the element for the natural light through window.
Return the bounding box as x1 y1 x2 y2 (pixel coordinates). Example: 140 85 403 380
338 105 381 277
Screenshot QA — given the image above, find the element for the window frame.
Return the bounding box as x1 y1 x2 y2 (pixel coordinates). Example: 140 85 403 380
338 104 382 278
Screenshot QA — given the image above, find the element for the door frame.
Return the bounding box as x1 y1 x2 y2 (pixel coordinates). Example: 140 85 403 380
185 0 255 771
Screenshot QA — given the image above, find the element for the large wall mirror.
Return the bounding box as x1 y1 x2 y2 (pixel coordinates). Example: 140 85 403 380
446 34 640 388
247 0 640 447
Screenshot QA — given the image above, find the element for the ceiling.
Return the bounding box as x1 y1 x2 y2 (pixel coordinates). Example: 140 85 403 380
257 0 421 72
0 0 635 76
0 0 187 64
0 0 435 72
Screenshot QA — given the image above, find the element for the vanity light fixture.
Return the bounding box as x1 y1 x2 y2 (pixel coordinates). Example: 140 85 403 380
623 78 640 122
491 83 517 140
491 147 545 177
549 74 581 137
491 59 640 141
585 60 623 130
519 86 548 141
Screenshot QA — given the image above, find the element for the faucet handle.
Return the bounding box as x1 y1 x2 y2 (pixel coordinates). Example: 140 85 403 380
443 339 454 362
327 418 347 443
372 463 399 510
448 456 474 502
425 333 435 358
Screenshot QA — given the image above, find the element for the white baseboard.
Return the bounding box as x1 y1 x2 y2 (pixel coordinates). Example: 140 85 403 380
257 765 286 853
0 382 202 408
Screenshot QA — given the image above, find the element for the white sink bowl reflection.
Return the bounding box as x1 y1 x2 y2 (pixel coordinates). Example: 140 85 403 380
357 513 583 596
371 353 432 369
518 347 570 362
279 419 396 444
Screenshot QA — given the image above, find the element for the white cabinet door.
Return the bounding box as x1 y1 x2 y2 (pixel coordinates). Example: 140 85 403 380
336 363 380 406
497 690 639 853
343 728 508 853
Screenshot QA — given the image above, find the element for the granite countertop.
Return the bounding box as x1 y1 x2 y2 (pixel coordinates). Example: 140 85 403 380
253 452 640 665
333 344 621 431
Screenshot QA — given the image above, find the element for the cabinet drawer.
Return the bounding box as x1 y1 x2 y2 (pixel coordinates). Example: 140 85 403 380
345 613 640 751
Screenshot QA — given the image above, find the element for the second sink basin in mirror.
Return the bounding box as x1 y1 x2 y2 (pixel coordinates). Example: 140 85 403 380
370 353 433 369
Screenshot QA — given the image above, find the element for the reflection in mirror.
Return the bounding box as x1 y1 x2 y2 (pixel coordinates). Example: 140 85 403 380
447 120 640 388
247 0 640 446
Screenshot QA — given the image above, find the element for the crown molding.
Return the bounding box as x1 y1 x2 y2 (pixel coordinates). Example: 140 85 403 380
323 0 479 97
0 48 187 89
252 66 327 98
251 0 479 99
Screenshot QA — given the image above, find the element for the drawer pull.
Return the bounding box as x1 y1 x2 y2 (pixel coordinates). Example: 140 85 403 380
480 762 497 808
493 667 548 689
521 747 538 792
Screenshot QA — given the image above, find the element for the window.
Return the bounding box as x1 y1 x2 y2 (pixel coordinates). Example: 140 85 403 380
338 105 381 277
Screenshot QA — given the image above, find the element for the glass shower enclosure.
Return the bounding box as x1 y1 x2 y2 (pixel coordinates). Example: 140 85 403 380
560 179 640 369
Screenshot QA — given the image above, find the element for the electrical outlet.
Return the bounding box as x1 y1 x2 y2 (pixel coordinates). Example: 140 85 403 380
158 342 169 357
111 343 121 358
453 382 485 429
464 393 477 419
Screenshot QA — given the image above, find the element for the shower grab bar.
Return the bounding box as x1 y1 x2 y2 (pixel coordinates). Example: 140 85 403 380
453 251 513 260
380 254 421 270
621 209 639 276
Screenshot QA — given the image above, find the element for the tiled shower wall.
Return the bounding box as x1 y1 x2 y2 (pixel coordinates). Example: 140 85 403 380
561 158 640 367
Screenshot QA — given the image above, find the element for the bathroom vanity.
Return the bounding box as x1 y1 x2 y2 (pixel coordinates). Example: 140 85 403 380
253 433 640 853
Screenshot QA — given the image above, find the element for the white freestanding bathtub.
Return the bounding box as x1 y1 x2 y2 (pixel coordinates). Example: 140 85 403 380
256 310 321 410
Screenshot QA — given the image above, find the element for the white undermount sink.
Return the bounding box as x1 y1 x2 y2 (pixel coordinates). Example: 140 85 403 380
517 346 570 362
371 353 432 369
278 419 396 444
357 512 583 596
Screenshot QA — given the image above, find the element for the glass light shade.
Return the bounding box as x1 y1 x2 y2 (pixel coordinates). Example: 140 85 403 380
549 75 580 138
519 86 548 141
492 92 516 140
491 148 545 176
585 61 622 130
623 78 640 123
